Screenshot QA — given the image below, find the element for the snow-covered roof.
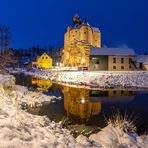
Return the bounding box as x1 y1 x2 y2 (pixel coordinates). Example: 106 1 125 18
137 55 148 64
90 48 136 56
92 27 100 32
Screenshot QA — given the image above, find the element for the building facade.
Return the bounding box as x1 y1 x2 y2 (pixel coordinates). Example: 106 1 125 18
90 48 136 71
63 14 101 67
32 52 52 69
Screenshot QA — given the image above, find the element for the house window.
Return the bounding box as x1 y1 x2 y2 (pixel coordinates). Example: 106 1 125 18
42 57 44 59
121 66 124 69
46 57 48 59
129 58 132 64
121 58 124 64
113 66 116 69
113 58 116 63
96 59 100 64
84 32 87 34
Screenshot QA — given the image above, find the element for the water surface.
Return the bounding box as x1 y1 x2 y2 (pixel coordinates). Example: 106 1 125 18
14 73 148 136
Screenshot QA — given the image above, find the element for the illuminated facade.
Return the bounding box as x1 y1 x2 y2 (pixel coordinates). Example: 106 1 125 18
32 52 52 69
63 14 101 67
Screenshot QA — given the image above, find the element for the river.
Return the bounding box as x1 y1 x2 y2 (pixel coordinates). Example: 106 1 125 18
14 73 148 137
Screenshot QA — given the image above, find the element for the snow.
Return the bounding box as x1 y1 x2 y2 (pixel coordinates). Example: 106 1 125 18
90 48 136 56
0 74 147 147
92 27 100 32
14 69 148 89
89 125 148 147
0 74 80 147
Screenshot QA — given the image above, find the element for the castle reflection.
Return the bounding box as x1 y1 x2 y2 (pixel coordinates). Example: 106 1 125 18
30 78 135 123
62 86 135 122
63 86 101 122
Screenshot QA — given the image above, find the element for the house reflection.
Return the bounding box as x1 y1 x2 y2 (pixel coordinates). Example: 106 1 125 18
32 77 52 90
89 90 135 103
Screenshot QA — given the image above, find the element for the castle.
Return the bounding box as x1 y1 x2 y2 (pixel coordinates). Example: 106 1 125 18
63 15 141 71
63 14 101 67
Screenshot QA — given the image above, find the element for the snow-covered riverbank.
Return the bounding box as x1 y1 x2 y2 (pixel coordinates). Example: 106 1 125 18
0 73 148 147
10 68 148 89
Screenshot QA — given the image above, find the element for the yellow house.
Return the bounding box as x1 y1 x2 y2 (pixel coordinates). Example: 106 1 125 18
32 52 52 69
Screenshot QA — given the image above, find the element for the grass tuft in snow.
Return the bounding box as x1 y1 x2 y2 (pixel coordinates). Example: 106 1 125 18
104 110 141 133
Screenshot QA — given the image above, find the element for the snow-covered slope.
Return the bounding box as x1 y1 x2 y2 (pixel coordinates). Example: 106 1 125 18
19 69 148 88
0 74 147 147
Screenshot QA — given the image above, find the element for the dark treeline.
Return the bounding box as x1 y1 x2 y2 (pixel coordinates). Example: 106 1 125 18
10 46 63 67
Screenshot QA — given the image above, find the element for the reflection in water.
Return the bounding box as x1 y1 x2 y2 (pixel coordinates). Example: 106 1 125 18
30 78 136 123
63 86 101 122
30 78 136 124
89 90 135 103
62 86 135 122
32 77 52 90
14 74 148 136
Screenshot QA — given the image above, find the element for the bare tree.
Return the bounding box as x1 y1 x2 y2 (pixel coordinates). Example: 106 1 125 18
0 26 16 73
0 25 10 53
0 50 17 73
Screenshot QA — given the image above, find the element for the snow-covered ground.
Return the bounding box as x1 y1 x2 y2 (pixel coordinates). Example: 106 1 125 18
0 73 148 147
9 68 148 89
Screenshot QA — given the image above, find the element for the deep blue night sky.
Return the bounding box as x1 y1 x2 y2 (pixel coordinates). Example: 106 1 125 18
0 0 148 53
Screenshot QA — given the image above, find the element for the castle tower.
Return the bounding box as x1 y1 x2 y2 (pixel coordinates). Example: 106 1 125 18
63 15 101 67
73 14 81 27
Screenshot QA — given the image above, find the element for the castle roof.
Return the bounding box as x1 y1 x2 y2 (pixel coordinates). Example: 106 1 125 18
90 48 136 56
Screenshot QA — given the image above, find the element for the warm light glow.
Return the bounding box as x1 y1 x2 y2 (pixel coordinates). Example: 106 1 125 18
56 62 59 66
81 58 85 63
81 97 85 104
